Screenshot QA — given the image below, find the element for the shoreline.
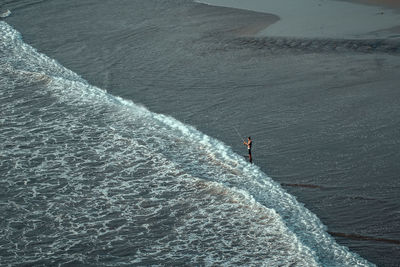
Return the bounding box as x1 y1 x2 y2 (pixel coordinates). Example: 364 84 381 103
193 2 279 36
195 0 400 39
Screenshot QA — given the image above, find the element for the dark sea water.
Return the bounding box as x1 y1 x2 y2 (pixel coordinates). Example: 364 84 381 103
1 0 400 266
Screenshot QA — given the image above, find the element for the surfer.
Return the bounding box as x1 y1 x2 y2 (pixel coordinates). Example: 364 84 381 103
243 136 252 163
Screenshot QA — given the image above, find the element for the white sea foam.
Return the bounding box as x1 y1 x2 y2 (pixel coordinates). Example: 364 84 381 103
0 9 11 18
0 21 375 266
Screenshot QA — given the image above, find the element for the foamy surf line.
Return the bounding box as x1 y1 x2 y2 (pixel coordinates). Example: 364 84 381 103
0 21 374 266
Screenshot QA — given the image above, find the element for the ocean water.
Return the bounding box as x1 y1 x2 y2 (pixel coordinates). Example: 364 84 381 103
1 0 400 266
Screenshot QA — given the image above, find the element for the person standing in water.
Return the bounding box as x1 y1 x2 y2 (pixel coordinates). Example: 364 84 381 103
243 136 252 163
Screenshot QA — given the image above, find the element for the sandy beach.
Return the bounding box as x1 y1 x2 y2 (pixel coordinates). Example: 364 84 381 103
197 0 400 38
340 0 400 9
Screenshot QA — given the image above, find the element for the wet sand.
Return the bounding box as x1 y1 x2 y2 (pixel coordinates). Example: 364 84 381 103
339 0 400 9
196 0 400 39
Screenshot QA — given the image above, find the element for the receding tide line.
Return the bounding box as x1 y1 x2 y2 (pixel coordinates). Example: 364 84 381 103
329 232 400 245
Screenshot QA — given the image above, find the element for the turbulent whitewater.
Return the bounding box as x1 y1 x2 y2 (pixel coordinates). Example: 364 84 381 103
0 21 373 266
